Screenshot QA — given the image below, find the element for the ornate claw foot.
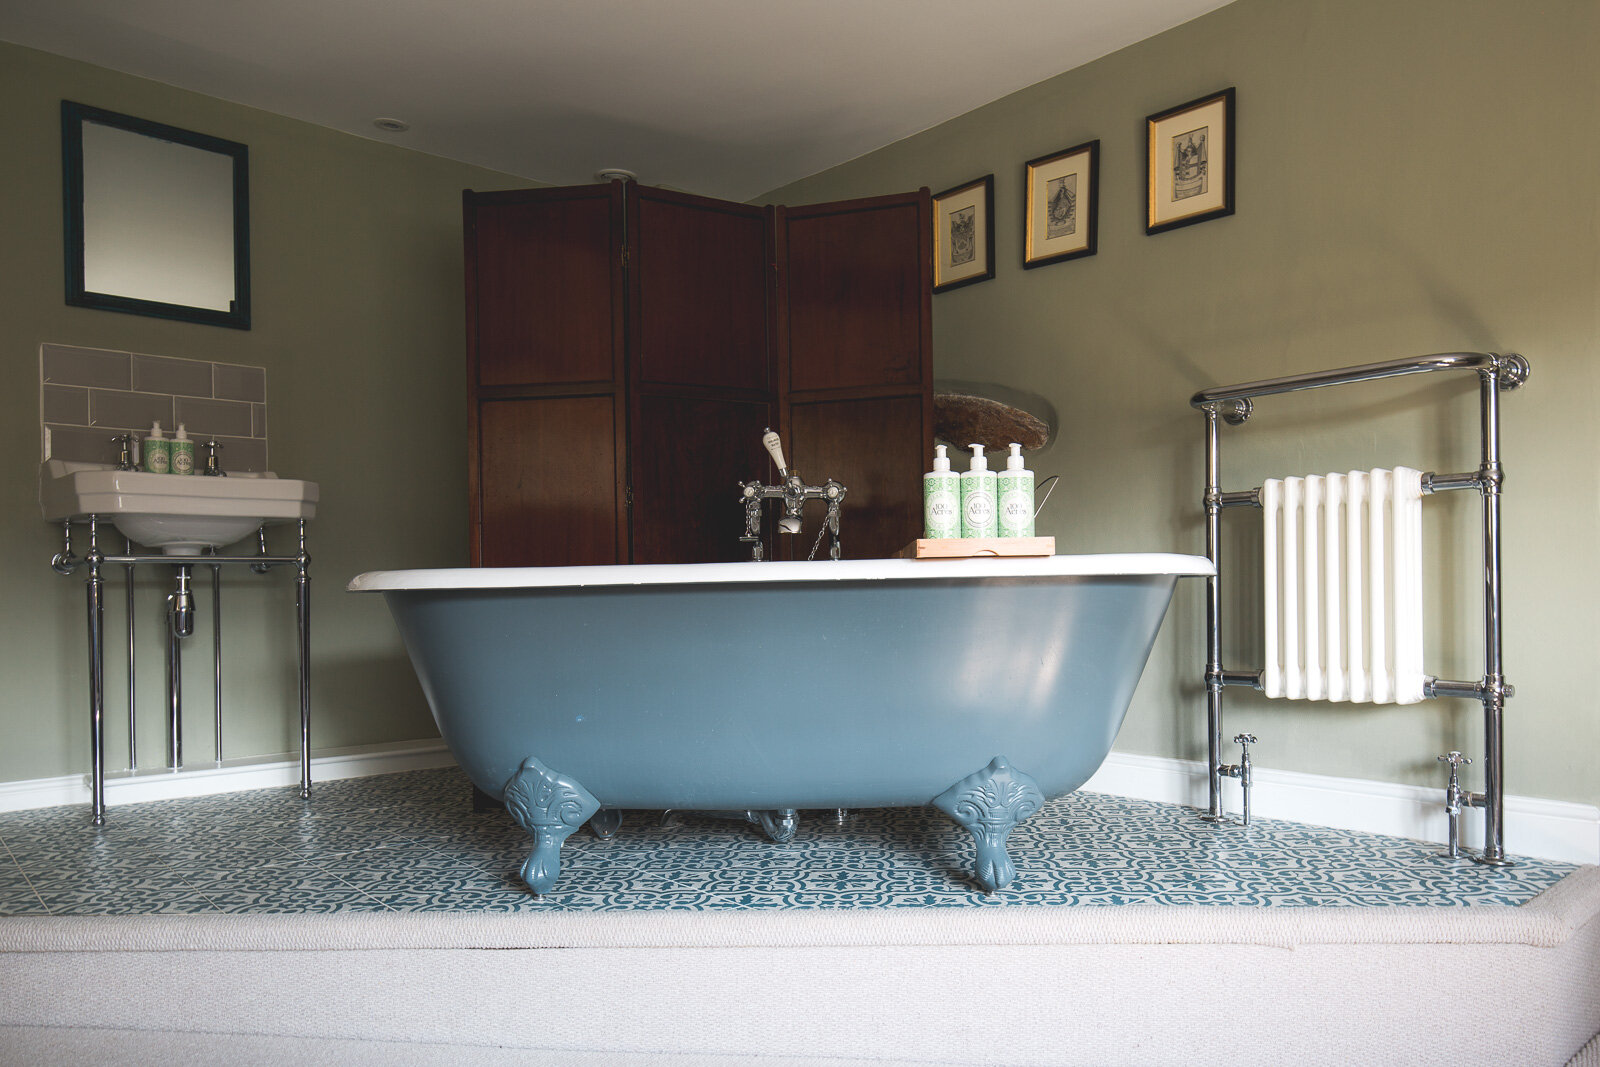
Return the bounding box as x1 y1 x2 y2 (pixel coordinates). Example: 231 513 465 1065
932 756 1044 893
749 808 799 843
503 756 601 895
589 808 623 840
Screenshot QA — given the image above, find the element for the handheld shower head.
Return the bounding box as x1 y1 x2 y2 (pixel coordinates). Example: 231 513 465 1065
761 428 788 476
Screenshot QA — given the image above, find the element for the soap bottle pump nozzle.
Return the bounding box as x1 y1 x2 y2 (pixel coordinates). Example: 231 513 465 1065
968 443 988 471
932 444 950 472
1007 442 1026 469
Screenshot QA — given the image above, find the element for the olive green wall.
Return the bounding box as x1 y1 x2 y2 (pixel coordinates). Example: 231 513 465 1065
763 0 1600 805
0 42 531 783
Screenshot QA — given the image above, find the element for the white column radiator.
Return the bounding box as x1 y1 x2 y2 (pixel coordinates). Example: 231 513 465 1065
1260 466 1425 705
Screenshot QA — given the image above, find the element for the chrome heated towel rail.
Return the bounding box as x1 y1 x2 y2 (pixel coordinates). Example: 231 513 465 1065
1192 351 1529 864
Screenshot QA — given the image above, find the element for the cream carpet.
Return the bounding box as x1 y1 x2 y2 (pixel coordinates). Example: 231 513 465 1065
3 865 1598 1066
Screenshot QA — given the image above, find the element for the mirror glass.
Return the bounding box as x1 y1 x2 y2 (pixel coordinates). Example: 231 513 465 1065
62 101 250 330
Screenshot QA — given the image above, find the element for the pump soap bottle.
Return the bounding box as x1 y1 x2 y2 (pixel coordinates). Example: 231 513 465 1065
142 422 171 474
960 444 997 538
998 442 1035 538
923 445 960 539
171 423 195 475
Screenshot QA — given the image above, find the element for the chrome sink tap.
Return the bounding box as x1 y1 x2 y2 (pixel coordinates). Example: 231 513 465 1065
202 439 226 476
111 434 137 471
738 429 846 561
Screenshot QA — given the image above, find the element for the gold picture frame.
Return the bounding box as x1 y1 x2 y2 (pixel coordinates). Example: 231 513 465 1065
932 174 994 292
1146 87 1235 235
1024 139 1098 268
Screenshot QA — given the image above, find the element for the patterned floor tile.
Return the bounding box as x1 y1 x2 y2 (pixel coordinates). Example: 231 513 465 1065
0 767 1579 915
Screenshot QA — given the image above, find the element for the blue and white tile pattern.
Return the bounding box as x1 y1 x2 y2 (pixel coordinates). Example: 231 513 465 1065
0 768 1576 915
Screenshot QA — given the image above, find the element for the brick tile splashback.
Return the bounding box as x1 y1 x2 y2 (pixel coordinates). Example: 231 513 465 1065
40 344 269 472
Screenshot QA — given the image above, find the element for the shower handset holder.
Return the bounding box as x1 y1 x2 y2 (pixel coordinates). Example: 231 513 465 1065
738 429 846 561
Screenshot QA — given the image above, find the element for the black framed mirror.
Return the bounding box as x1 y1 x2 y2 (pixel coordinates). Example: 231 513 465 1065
61 101 251 330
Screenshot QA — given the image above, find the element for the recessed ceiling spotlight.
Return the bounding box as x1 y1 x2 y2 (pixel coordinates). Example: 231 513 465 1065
373 117 411 133
595 168 638 184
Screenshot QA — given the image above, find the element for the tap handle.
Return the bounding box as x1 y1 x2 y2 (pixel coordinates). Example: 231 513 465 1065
1233 733 1256 747
203 439 225 476
1437 751 1472 768
761 428 788 476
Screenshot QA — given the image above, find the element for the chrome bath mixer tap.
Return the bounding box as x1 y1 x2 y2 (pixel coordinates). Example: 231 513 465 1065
738 429 845 561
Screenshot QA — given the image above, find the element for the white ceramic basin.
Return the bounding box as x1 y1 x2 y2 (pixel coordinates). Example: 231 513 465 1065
40 460 319 556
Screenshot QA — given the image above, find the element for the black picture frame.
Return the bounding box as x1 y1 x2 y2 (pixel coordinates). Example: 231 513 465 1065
1024 138 1099 268
1145 87 1235 236
62 100 252 330
931 174 995 293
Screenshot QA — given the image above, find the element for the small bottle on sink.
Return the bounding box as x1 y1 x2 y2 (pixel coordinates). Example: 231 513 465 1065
142 422 170 474
171 423 195 475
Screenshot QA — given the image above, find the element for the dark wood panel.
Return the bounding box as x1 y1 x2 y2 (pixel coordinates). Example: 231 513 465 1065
470 190 620 388
631 393 774 564
478 396 621 566
634 189 770 392
789 396 924 560
783 198 925 393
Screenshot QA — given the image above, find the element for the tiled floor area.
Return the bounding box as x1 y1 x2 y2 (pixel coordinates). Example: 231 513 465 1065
0 768 1576 914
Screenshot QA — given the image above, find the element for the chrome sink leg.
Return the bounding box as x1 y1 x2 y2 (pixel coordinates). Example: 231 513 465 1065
125 544 136 773
86 520 106 826
295 521 311 798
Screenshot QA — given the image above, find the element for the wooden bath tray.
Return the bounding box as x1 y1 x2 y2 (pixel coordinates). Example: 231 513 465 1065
899 537 1056 559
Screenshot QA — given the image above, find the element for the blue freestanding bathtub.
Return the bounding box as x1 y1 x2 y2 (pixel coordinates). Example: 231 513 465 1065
349 553 1212 894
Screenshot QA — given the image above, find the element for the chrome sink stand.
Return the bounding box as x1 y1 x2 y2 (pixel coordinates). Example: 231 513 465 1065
51 518 311 826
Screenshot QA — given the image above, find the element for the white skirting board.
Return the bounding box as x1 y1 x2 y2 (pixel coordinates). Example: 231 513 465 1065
0 740 1595 865
1083 751 1600 866
0 740 455 813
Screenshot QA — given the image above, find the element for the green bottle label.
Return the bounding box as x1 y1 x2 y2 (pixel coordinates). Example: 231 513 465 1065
924 473 960 538
961 477 997 537
998 474 1034 537
143 440 170 474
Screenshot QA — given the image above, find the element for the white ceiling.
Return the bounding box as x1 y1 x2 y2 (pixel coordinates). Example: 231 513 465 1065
0 0 1230 202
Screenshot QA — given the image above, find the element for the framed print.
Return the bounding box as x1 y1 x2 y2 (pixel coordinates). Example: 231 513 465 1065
1024 139 1098 268
932 174 994 292
1146 87 1235 235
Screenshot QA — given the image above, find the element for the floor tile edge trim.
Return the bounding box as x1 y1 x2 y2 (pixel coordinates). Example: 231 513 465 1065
1084 751 1600 866
0 740 453 813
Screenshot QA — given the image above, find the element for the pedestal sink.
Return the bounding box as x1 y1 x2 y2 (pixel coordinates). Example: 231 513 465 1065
40 460 319 554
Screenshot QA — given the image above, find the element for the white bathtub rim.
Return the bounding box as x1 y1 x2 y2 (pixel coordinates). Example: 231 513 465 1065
346 552 1215 592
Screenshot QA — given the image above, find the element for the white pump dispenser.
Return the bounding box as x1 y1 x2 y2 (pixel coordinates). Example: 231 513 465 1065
960 443 997 537
998 442 1035 537
142 421 170 474
923 444 960 538
171 423 195 475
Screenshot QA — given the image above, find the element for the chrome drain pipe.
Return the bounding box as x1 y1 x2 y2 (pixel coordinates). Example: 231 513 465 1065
166 564 195 770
